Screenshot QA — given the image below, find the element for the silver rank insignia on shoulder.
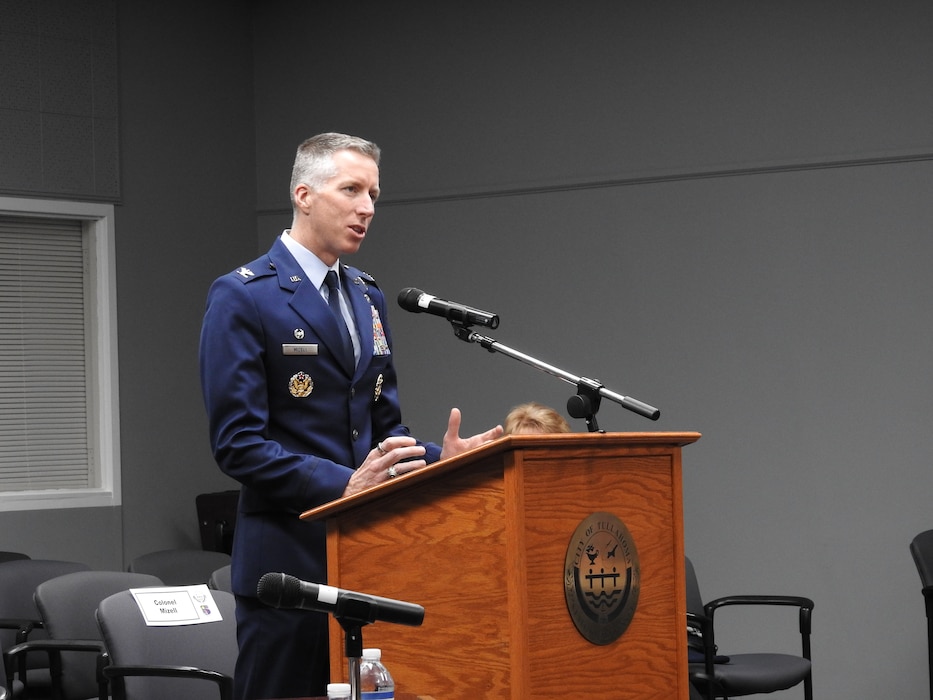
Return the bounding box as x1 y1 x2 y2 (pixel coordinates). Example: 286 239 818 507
236 267 255 278
294 328 305 339
373 373 384 403
288 372 313 398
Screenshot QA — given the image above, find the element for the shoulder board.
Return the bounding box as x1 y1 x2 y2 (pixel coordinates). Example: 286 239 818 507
231 259 276 284
343 264 378 287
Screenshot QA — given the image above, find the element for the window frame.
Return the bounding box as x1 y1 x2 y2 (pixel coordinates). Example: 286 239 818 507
0 196 121 511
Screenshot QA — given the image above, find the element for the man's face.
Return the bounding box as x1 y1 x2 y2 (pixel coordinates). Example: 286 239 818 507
294 149 381 266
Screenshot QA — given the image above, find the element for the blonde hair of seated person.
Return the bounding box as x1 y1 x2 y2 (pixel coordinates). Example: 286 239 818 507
504 402 571 435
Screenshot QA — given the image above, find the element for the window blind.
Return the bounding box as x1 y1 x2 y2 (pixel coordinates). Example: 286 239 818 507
0 216 91 491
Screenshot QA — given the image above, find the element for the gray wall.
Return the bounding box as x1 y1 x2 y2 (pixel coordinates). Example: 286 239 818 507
0 1 252 565
253 2 933 698
1 1 931 697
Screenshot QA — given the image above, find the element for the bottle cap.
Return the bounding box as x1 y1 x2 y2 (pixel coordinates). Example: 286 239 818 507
362 648 382 660
327 682 351 698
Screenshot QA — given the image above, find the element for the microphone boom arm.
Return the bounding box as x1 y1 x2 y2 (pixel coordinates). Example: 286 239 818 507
451 325 660 425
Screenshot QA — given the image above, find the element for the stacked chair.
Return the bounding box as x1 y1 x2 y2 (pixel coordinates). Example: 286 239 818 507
910 529 933 700
685 556 814 700
7 571 164 700
96 589 238 700
127 550 231 587
207 565 232 594
0 553 238 700
0 559 92 697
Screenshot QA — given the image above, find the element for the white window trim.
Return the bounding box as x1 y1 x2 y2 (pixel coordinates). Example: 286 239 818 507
0 196 121 511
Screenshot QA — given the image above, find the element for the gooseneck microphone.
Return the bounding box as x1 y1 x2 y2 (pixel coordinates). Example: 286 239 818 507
397 287 500 329
256 572 425 626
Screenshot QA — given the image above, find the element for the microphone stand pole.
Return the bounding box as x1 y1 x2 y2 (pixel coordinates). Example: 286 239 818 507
450 324 660 430
331 595 386 700
335 615 366 700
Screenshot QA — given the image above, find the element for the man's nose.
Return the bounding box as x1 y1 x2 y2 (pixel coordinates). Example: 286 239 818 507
358 195 375 216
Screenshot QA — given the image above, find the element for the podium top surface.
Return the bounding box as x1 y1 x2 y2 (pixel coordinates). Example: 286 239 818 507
300 431 700 522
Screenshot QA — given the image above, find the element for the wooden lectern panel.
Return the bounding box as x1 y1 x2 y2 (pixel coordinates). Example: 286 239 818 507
302 432 699 700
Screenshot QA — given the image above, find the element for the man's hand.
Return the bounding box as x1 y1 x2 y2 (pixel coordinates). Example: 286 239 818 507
342 436 426 498
440 407 503 461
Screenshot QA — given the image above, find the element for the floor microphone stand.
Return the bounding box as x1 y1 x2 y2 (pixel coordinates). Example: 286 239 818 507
451 323 660 429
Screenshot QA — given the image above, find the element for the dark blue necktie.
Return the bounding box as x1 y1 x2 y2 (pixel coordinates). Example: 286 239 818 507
324 270 354 372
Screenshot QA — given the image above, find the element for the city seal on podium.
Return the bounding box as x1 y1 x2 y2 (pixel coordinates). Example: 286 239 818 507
564 511 640 645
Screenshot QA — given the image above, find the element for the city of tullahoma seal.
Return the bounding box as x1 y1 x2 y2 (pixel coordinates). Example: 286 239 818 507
564 511 640 645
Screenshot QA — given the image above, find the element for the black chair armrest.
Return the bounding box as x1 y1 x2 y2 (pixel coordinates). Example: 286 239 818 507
101 664 232 700
6 638 105 655
704 594 815 659
705 594 814 611
0 617 41 642
6 638 107 697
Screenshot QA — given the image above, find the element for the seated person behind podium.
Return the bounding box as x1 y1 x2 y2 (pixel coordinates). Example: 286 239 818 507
504 401 572 435
199 132 503 700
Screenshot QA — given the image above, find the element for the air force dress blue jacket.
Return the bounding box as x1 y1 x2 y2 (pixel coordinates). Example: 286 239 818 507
199 237 441 597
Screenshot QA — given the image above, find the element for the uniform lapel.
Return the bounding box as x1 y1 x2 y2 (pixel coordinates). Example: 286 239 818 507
270 240 354 376
344 269 374 378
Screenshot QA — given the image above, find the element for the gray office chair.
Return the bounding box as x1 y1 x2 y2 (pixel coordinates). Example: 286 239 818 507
127 550 231 586
0 559 91 697
0 552 30 565
206 565 232 594
96 588 237 700
685 556 814 700
0 635 21 698
6 570 164 700
910 529 933 700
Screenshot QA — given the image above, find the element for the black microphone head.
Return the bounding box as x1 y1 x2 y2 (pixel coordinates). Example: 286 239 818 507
257 572 300 608
397 287 424 312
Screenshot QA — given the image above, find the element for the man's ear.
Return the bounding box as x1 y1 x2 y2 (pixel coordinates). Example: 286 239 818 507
293 183 314 214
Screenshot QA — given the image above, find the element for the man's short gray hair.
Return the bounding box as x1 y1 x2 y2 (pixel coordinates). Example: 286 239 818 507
289 133 381 207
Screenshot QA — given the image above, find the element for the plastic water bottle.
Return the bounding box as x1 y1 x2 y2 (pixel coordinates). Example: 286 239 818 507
358 647 395 700
327 682 351 700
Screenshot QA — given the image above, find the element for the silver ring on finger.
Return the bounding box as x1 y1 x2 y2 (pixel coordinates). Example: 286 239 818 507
377 442 387 455
387 465 398 479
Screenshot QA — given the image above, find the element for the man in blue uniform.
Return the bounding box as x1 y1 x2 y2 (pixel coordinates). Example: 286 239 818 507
199 132 503 700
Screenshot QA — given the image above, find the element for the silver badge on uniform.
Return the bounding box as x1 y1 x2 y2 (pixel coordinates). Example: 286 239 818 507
283 344 318 356
236 267 254 278
373 373 384 402
294 328 305 339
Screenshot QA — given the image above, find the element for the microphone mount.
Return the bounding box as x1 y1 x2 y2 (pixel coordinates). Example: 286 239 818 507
450 322 660 429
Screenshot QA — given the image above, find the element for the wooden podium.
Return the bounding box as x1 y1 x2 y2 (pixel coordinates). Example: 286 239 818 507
301 431 700 700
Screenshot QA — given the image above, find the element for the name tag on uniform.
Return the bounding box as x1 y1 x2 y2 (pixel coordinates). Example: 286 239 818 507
282 344 319 356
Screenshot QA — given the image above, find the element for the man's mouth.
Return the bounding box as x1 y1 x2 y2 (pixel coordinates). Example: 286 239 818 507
349 225 366 235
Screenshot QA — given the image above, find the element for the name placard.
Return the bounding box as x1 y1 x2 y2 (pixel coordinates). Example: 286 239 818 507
130 585 223 626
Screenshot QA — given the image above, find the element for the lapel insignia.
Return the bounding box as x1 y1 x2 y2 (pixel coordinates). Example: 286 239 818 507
289 275 302 283
236 267 254 278
288 372 314 398
294 328 305 340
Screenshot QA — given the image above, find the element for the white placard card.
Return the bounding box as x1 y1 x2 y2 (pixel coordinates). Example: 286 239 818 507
130 585 224 626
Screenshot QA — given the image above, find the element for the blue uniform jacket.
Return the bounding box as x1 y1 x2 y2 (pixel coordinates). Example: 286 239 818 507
199 237 441 597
